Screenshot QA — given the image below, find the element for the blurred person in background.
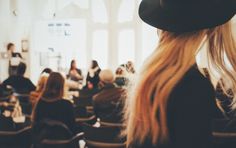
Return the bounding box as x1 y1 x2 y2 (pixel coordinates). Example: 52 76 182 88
68 60 83 83
3 62 36 94
32 72 78 133
86 60 101 89
93 69 127 123
115 65 129 87
7 43 23 76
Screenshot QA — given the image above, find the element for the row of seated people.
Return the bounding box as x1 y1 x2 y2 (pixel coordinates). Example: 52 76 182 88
0 63 127 147
1 60 131 105
1 62 236 148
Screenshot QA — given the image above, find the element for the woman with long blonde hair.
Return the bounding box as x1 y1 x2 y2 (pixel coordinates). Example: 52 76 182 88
126 0 236 148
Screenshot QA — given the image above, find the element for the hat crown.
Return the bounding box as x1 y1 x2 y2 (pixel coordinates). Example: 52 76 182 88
160 0 222 8
139 0 235 32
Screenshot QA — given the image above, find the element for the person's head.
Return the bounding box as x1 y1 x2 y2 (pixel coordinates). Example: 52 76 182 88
116 67 123 75
70 60 77 70
41 68 52 75
17 62 26 76
91 60 99 69
42 72 65 101
126 0 236 146
99 69 115 85
126 61 135 73
127 61 134 68
116 66 127 76
36 75 48 92
7 43 15 52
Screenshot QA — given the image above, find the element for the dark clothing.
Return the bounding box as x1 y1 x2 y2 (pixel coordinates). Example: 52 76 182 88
33 99 78 134
3 75 36 94
11 52 22 58
132 66 221 148
93 83 126 123
115 77 129 87
86 68 101 89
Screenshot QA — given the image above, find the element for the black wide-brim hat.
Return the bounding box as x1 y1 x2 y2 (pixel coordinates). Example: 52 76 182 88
139 0 236 32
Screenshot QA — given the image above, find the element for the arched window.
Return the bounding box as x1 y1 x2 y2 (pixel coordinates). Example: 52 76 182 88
118 0 135 23
92 30 108 69
141 23 158 61
91 0 108 23
118 29 135 65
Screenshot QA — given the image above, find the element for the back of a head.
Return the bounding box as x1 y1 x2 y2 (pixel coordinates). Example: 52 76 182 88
17 62 26 76
42 72 65 101
99 69 115 84
41 68 52 75
37 75 49 92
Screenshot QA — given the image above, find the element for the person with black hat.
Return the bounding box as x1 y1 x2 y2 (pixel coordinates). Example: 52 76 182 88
125 0 235 148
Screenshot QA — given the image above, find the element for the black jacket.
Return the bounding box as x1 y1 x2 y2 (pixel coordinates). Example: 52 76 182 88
93 83 126 123
33 99 78 134
132 66 221 148
3 75 36 94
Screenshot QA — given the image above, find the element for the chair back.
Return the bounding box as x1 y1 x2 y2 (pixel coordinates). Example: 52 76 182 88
82 123 126 148
212 118 236 148
0 115 16 131
0 126 31 148
32 119 76 148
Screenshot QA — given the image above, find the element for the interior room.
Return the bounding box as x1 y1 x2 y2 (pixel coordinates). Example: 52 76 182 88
0 0 235 148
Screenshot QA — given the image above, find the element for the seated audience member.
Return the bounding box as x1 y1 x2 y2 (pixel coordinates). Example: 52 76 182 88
125 61 136 74
86 60 101 89
93 69 126 123
32 72 78 134
30 68 52 107
0 84 13 99
115 65 129 87
30 74 49 107
0 95 24 131
68 60 83 82
3 62 36 94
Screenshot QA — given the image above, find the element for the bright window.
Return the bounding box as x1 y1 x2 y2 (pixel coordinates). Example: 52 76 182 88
118 30 135 65
118 0 135 23
141 23 159 62
75 0 89 8
92 30 108 69
91 0 108 23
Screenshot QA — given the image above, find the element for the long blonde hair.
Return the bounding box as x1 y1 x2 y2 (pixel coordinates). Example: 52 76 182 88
126 21 236 146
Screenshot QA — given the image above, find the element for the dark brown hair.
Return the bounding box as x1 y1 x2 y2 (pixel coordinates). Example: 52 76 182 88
91 60 99 69
70 60 76 71
7 43 14 51
41 72 65 101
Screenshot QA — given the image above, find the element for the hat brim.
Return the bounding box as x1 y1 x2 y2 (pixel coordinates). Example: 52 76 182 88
139 0 235 32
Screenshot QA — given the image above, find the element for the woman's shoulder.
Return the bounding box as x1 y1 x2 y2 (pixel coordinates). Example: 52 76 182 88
177 66 214 92
170 66 215 104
